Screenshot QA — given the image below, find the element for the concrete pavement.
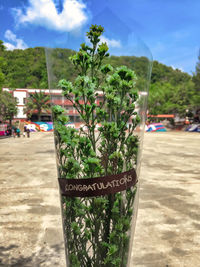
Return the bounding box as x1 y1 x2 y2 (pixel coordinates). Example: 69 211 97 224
0 132 199 266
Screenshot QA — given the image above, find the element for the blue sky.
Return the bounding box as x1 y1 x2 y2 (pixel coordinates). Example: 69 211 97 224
0 0 200 74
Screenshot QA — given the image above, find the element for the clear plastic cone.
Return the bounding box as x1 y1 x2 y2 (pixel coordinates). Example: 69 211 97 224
45 7 152 266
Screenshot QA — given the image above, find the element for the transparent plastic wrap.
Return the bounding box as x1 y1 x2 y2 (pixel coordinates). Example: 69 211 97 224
46 17 152 267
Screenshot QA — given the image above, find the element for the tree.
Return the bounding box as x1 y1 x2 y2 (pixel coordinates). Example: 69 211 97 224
1 47 48 88
0 62 5 90
24 91 50 121
0 40 6 52
192 50 200 110
148 82 173 115
171 80 196 116
148 78 197 118
0 41 6 90
193 50 200 89
0 91 18 125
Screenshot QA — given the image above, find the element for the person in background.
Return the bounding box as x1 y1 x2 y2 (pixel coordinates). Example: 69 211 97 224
12 128 16 138
16 128 20 138
6 127 12 136
26 128 30 138
5 128 10 136
23 124 27 137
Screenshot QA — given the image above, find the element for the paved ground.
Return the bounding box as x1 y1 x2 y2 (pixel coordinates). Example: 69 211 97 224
0 133 65 267
0 132 199 266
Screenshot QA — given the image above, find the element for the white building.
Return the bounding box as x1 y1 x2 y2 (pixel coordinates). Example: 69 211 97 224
2 88 105 122
2 88 56 121
3 88 144 123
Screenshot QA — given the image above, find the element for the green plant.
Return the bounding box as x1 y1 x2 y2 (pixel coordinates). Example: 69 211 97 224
24 91 50 121
0 90 18 126
52 25 140 267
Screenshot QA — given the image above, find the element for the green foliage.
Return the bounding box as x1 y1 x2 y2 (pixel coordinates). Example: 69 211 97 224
192 50 200 110
151 60 191 85
52 25 140 267
148 79 197 117
0 38 198 118
148 60 199 117
0 40 6 52
0 45 48 88
192 50 200 90
24 91 50 120
0 90 17 124
0 48 6 89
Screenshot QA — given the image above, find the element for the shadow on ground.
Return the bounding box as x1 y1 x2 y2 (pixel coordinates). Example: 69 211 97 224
0 243 65 267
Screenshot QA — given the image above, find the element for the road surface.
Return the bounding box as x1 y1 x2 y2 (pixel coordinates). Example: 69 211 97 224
0 132 199 266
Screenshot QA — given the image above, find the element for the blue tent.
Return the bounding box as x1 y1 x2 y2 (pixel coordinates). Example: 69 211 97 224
186 124 200 132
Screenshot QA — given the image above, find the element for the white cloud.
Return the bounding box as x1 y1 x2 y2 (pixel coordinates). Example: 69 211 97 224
171 65 184 72
4 30 28 50
85 34 121 49
3 42 16 51
5 30 17 42
100 35 121 48
13 0 88 32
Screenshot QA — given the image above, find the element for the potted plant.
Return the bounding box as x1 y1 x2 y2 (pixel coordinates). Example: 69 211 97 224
47 24 151 267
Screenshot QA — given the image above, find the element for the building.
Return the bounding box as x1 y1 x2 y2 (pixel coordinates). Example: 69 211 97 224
2 88 105 123
3 88 52 121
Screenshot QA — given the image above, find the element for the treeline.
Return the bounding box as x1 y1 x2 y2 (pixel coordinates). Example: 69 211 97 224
0 44 48 89
0 41 199 118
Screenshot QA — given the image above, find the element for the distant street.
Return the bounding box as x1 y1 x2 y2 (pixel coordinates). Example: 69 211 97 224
0 132 200 266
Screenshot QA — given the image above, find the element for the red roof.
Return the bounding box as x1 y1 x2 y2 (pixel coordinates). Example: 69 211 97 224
148 114 174 118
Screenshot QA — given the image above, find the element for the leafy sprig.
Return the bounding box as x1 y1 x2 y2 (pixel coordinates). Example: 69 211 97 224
52 24 140 267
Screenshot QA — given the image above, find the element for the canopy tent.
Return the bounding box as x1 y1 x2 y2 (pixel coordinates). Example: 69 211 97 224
146 123 167 132
148 114 174 118
185 124 200 132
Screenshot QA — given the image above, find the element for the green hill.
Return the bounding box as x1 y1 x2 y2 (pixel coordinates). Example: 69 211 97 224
0 44 198 117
